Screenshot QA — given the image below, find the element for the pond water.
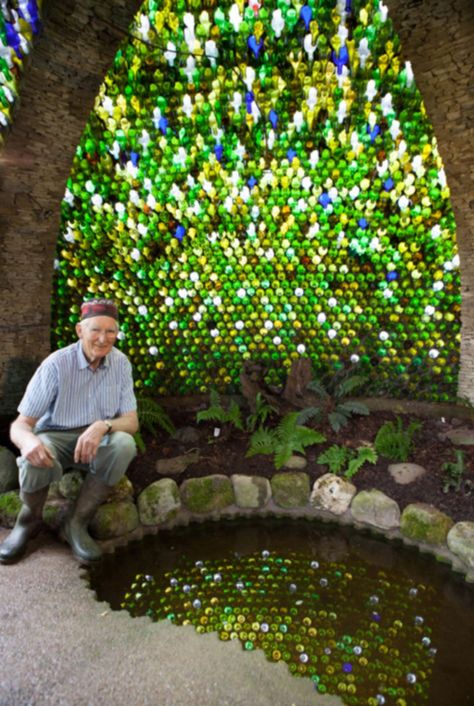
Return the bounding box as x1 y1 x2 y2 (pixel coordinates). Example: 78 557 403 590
88 519 474 705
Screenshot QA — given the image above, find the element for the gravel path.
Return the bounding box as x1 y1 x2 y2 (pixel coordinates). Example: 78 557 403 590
0 529 342 706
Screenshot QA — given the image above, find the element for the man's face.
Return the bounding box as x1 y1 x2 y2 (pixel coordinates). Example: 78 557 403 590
76 316 118 364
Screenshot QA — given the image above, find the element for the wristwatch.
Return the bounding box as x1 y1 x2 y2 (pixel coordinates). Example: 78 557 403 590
103 420 113 434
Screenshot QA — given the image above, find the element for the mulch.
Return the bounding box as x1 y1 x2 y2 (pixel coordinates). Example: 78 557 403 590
127 408 474 524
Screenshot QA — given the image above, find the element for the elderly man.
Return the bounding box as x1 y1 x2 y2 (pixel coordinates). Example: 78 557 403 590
0 298 138 564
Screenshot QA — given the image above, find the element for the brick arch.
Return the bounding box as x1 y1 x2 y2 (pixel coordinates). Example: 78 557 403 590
0 0 473 413
0 0 142 413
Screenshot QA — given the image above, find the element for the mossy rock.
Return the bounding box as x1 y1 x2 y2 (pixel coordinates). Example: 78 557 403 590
351 489 400 530
138 478 180 525
180 475 234 514
447 522 474 570
232 474 271 509
109 475 134 503
0 446 19 493
400 503 454 546
43 500 69 530
0 490 21 528
59 471 84 500
90 500 139 540
271 472 310 509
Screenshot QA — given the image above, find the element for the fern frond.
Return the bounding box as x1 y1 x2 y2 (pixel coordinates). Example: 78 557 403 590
209 388 221 408
133 430 146 454
328 411 350 432
337 401 370 417
227 399 244 430
296 406 322 425
276 412 300 442
317 445 348 474
246 428 278 457
334 375 367 398
291 426 326 453
274 444 295 470
136 397 176 435
196 407 228 424
306 379 329 398
345 446 377 479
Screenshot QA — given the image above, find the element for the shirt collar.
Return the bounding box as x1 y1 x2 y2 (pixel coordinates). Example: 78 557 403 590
75 340 110 370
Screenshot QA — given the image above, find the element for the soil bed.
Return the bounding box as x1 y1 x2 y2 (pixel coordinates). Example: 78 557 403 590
128 409 474 523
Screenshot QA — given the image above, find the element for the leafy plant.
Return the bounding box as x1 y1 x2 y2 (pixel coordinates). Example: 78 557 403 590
246 412 326 470
318 444 378 479
134 396 176 453
304 373 370 432
316 444 348 474
197 389 244 431
374 416 422 462
442 450 466 493
246 392 276 432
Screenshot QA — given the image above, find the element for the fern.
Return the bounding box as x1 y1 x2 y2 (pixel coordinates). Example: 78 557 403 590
246 393 275 432
442 450 466 493
317 445 349 474
374 417 422 462
305 373 369 432
318 443 377 478
133 430 147 454
247 412 326 470
136 396 176 436
197 390 244 430
334 375 368 398
296 406 322 426
246 427 278 457
345 446 377 479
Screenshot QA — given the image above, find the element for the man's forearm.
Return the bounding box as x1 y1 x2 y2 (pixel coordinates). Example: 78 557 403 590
102 413 139 436
10 418 37 452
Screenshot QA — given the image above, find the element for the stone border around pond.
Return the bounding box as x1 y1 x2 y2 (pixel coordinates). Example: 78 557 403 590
2 467 472 582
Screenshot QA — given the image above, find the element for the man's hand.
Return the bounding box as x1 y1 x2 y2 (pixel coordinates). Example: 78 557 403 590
74 421 108 464
21 438 55 468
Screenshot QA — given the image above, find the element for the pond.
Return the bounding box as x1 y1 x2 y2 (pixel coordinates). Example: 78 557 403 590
88 518 474 706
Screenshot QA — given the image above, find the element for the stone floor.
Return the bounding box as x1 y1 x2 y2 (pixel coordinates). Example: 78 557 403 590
0 528 342 706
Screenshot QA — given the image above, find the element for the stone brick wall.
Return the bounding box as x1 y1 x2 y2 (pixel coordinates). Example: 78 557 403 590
0 0 142 414
386 0 474 402
0 0 473 414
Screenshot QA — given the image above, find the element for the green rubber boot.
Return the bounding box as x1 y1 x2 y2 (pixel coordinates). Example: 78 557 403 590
62 474 111 563
0 487 49 564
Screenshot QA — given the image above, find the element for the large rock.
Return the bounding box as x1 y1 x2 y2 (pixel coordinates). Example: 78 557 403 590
441 427 474 445
171 426 200 444
400 503 454 546
43 499 69 530
156 450 200 476
109 476 134 503
447 522 474 570
388 463 426 485
0 447 18 493
351 489 400 530
0 490 21 528
90 500 139 540
271 472 310 508
180 475 234 514
232 475 271 509
283 455 307 470
138 478 181 526
310 474 356 515
59 471 84 500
